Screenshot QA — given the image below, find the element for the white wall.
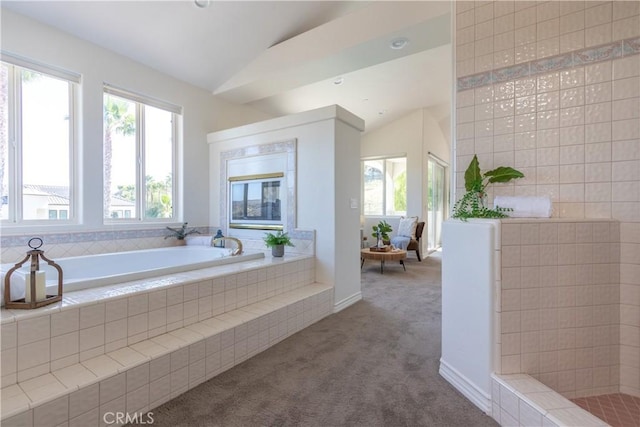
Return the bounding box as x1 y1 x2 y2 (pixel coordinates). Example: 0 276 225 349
360 107 451 253
441 219 498 412
0 9 271 234
333 118 363 307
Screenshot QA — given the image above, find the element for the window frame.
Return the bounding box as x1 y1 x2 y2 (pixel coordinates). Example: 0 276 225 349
361 155 407 217
228 173 285 230
0 53 79 226
102 85 181 224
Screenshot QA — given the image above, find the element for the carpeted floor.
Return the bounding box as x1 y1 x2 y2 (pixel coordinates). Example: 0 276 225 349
147 252 498 426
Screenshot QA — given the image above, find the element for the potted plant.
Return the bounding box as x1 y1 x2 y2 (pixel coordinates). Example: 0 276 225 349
164 222 200 242
263 230 294 257
452 155 524 220
371 220 393 247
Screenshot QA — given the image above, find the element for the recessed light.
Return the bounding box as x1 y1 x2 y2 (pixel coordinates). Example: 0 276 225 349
390 37 409 50
194 0 211 8
333 77 344 85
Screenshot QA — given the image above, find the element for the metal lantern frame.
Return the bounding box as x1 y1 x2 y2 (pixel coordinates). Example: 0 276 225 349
3 237 63 309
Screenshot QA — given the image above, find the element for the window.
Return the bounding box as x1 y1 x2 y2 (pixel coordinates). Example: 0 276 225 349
362 156 407 216
229 174 283 230
47 209 68 220
427 156 447 251
1 56 78 223
103 85 180 221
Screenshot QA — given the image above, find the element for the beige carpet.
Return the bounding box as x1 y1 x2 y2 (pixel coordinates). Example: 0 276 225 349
146 252 497 426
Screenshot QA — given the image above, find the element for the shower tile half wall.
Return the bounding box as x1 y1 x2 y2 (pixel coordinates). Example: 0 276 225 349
456 0 640 399
497 219 620 399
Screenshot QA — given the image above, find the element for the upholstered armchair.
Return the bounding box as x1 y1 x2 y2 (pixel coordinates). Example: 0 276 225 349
407 221 425 261
390 218 425 261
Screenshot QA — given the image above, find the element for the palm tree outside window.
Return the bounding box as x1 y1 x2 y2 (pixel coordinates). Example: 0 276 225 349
103 87 181 221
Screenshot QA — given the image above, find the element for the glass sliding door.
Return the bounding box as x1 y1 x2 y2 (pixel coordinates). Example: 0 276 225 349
427 157 446 252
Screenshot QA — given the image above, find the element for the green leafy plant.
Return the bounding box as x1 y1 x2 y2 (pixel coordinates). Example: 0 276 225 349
263 231 295 248
371 220 393 241
164 222 200 240
452 155 524 220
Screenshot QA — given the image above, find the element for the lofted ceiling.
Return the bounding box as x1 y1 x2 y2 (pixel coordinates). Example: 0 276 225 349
1 1 452 133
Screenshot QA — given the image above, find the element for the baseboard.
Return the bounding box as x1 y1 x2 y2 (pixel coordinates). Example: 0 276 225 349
439 358 491 414
333 291 362 313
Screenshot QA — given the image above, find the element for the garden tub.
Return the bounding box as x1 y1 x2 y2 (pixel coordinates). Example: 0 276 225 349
1 245 264 304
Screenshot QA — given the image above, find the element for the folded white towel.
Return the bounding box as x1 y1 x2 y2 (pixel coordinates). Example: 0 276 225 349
494 196 552 218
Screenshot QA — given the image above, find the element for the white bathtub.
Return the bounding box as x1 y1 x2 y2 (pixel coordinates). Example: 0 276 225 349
2 246 264 304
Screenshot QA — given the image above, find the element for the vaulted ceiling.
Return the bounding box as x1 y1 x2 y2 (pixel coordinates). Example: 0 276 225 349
1 1 452 132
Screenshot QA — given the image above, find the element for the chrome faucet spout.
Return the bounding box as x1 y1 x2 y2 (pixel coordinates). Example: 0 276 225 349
211 237 243 256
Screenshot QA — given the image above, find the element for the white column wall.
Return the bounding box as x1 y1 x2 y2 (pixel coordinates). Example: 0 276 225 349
208 106 364 310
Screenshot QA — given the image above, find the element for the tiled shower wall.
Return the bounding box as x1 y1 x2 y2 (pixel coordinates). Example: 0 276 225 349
455 1 640 397
620 222 640 395
500 219 620 399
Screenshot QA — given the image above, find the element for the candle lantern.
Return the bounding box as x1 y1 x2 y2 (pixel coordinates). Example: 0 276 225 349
3 237 63 309
213 229 225 248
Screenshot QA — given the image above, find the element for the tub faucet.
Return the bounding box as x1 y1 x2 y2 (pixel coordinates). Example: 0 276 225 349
211 237 243 256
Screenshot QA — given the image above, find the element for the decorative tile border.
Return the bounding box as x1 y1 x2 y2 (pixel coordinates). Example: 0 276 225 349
531 54 572 74
573 42 623 65
624 37 640 55
458 36 640 91
0 226 213 249
493 63 530 83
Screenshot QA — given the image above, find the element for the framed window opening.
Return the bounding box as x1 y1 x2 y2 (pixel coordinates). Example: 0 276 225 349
0 54 79 225
362 156 407 217
219 140 305 240
229 173 284 230
103 85 181 223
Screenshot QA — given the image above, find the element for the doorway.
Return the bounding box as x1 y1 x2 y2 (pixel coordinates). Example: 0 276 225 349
427 156 447 252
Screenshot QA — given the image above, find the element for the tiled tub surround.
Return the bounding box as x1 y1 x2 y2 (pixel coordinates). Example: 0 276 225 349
0 227 207 263
1 247 265 302
0 254 333 426
0 227 315 265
